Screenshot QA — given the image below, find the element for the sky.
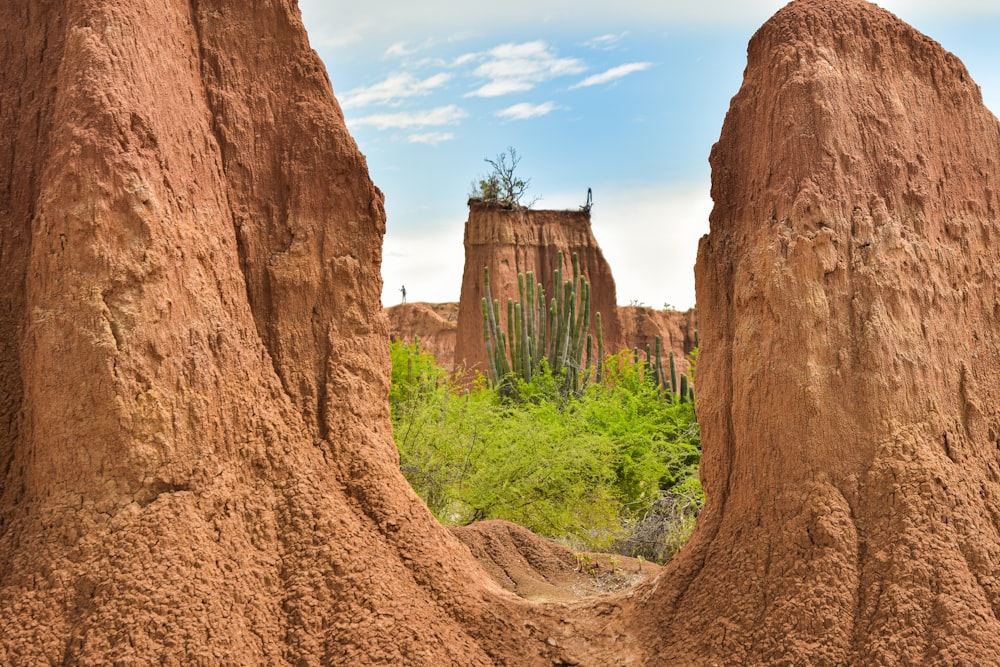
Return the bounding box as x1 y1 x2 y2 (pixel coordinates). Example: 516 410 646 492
298 1 1000 310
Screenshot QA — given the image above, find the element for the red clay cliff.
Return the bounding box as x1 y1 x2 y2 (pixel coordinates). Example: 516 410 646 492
0 2 578 664
630 0 1000 662
4 0 1000 665
455 200 625 372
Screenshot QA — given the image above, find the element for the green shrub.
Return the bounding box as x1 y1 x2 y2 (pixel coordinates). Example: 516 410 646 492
388 341 703 556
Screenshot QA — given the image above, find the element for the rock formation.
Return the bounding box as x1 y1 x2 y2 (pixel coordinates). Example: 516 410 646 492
629 0 1000 662
386 302 458 367
391 301 696 374
5 0 999 664
619 305 698 375
454 200 625 372
0 2 595 664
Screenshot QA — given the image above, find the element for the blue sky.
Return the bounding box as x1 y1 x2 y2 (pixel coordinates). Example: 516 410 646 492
298 1 1000 310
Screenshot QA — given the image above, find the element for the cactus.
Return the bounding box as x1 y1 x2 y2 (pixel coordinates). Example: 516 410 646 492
479 251 602 397
669 351 678 396
643 336 696 404
595 312 604 384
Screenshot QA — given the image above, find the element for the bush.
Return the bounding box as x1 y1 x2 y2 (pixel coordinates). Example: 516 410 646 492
388 341 703 556
469 147 535 208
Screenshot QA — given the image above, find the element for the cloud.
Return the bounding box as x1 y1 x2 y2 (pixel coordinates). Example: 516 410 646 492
584 32 628 50
381 223 466 305
309 29 363 49
350 105 468 130
301 2 1000 52
340 72 451 109
452 52 478 67
541 183 710 310
408 132 456 145
570 62 653 89
466 41 586 98
383 39 439 59
384 41 419 58
495 101 563 120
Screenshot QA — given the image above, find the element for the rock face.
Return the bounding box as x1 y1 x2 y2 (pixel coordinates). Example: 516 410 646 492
0 2 598 664
630 0 1000 663
619 306 698 375
386 302 458 367
454 201 625 372
6 0 998 664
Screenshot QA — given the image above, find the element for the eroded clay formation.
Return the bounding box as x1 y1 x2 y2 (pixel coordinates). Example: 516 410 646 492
455 201 625 373
3 0 1000 664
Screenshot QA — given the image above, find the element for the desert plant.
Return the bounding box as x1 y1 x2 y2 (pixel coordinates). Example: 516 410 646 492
470 146 535 208
636 337 696 403
611 480 704 563
389 340 701 552
481 251 601 398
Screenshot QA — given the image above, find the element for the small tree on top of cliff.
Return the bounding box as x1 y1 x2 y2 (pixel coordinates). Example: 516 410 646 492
470 147 536 208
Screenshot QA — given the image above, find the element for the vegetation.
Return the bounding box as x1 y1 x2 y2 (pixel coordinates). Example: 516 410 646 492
469 146 536 208
481 251 602 399
635 336 696 404
388 340 703 559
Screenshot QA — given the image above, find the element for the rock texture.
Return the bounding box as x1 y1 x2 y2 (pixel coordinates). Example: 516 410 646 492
619 305 698 375
450 520 660 603
630 0 1000 663
386 302 458 367
0 2 613 665
6 0 998 664
455 201 625 372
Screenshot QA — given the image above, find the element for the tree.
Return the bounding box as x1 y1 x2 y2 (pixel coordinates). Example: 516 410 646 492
470 146 535 208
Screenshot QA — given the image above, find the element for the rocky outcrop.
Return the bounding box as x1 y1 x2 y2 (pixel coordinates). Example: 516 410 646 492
0 2 580 664
455 201 625 372
6 0 998 664
630 0 1000 662
619 306 698 375
386 302 458 366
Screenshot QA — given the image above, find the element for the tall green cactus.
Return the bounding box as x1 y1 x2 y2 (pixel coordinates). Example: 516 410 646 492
480 251 602 397
646 336 695 404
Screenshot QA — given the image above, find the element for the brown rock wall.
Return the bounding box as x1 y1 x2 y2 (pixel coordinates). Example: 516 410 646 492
619 306 698 375
455 201 625 372
386 302 458 368
0 2 585 664
630 1 1000 663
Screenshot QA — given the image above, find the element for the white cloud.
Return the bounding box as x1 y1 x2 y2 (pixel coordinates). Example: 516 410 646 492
408 131 456 145
495 101 563 120
584 32 628 50
571 62 653 89
383 39 438 59
301 1 1000 56
452 53 478 67
350 105 467 130
466 41 586 98
309 29 363 49
381 223 466 306
541 183 711 310
340 72 451 109
384 41 418 58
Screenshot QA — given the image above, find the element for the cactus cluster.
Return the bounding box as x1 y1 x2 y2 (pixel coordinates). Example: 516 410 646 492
481 251 603 396
640 336 695 403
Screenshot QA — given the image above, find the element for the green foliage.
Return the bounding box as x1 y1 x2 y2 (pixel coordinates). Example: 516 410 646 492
630 336 696 404
389 341 702 555
481 251 601 399
469 146 534 208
